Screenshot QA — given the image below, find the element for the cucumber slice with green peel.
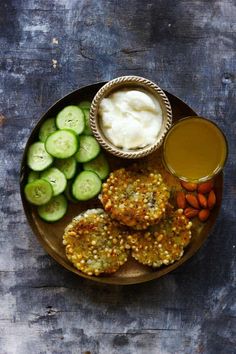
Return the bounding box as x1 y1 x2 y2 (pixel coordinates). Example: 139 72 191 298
24 179 53 206
83 153 109 180
75 135 100 163
28 170 40 183
27 142 53 171
72 171 102 201
78 101 91 109
64 180 78 203
38 194 68 222
54 156 77 179
56 105 84 134
82 108 92 135
39 118 57 142
41 167 67 196
45 129 78 159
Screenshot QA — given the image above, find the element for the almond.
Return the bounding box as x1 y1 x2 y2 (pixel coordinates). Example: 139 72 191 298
198 180 214 194
208 190 216 210
186 194 200 209
180 181 198 191
184 207 199 219
197 193 208 208
198 209 210 222
176 191 186 209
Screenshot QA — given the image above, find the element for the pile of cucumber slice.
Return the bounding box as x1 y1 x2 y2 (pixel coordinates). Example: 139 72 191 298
24 101 110 222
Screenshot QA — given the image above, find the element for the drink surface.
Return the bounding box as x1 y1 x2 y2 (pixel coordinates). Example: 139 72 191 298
163 117 227 181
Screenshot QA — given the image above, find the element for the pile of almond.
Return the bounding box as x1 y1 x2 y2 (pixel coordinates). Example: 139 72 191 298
176 180 216 222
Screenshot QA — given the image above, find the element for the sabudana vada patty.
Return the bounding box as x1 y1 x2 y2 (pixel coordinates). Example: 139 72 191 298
100 166 170 230
63 209 132 276
128 209 192 267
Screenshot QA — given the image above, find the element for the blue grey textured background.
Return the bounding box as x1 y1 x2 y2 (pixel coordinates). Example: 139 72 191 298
0 1 235 353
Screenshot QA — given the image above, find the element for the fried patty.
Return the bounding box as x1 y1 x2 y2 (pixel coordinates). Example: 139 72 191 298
128 209 192 267
100 165 170 230
63 209 132 276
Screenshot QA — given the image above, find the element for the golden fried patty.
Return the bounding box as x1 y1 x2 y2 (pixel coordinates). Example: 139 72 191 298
100 165 170 230
128 209 192 267
63 209 132 276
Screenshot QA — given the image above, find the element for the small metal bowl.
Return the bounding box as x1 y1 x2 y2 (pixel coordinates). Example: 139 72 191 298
90 76 172 159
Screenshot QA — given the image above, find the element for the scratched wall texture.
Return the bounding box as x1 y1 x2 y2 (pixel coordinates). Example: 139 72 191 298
0 0 235 353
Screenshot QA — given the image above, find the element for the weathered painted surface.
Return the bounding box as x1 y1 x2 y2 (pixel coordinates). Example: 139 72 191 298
0 1 235 353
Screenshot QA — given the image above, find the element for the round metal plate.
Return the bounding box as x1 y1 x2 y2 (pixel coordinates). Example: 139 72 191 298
20 82 223 285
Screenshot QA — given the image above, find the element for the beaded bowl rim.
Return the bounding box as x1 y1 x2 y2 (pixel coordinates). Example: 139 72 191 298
89 76 173 159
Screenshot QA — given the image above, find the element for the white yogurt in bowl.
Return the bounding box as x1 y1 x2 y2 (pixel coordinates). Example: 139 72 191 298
98 89 163 150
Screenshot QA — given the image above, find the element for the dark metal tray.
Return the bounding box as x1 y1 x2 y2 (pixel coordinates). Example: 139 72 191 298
20 82 223 285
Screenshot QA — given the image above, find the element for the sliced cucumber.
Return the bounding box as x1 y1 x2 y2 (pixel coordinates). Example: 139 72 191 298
75 135 100 163
56 105 84 134
72 171 102 201
38 194 68 222
64 180 78 203
41 167 67 196
45 129 78 159
78 101 91 110
24 179 53 206
39 117 57 142
54 156 77 179
82 108 92 135
83 153 109 180
28 170 40 183
27 142 53 171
